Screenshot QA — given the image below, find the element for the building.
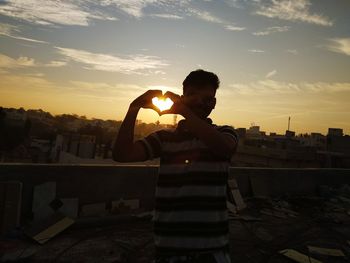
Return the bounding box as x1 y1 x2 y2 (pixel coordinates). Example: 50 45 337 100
328 128 343 137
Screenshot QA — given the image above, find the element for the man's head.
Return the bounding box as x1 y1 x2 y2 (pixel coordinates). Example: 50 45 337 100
182 69 220 119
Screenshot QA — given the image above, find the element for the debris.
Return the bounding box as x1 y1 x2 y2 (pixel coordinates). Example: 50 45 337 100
279 249 323 263
337 196 350 204
272 207 298 217
339 184 350 198
111 199 140 214
135 211 154 219
59 198 79 218
229 215 263 222
318 185 335 199
260 209 288 219
25 212 74 244
249 175 270 197
228 179 246 211
255 227 273 241
112 238 134 251
32 182 56 221
226 201 237 215
241 215 263 221
49 198 63 210
307 246 345 257
81 202 107 217
0 181 22 235
1 245 39 262
275 200 290 209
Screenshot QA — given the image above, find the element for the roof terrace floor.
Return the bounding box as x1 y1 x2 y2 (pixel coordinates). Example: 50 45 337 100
1 195 350 263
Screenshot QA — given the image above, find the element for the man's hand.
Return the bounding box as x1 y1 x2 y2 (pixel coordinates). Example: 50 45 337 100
159 91 189 116
113 90 164 163
131 89 163 115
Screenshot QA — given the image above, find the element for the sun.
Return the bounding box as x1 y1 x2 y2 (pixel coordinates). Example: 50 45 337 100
152 97 174 112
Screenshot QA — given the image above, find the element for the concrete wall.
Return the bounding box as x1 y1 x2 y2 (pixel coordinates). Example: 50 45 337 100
230 167 350 197
1 164 350 223
0 164 158 222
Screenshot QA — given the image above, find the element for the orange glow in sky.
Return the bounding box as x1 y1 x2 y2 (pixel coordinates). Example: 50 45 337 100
0 1 349 134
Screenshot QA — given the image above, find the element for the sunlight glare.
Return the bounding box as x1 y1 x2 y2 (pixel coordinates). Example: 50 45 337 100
152 97 174 112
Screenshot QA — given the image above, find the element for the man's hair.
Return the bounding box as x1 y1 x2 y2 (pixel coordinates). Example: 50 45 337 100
182 69 220 93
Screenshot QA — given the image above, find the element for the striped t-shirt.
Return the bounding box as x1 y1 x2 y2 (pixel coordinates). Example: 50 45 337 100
139 118 238 257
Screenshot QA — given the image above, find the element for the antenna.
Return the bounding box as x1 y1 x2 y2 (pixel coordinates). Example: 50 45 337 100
288 116 291 131
173 114 177 127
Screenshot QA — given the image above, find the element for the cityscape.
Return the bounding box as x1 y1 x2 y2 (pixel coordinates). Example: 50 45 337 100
1 106 349 168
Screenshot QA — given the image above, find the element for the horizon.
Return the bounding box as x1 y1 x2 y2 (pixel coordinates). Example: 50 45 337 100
1 1 349 135
2 105 347 136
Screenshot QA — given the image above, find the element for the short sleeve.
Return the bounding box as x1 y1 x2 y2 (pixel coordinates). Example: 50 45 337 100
217 125 239 146
138 131 163 160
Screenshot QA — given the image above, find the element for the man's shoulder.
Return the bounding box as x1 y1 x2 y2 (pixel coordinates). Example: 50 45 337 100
213 123 235 130
150 128 177 140
214 124 239 140
155 127 177 134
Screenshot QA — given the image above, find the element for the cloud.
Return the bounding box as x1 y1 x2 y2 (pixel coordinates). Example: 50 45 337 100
0 53 36 69
0 23 47 43
109 1 245 31
188 8 224 24
99 1 193 20
0 0 244 31
255 0 333 26
228 80 350 95
225 25 246 31
153 70 166 75
229 80 299 94
0 68 146 103
150 14 183 20
225 0 261 9
326 38 350 56
286 49 298 55
175 44 185 48
0 52 68 70
0 0 117 26
248 49 265 53
253 26 290 36
100 0 158 18
69 81 146 100
55 47 168 74
0 71 55 92
147 85 181 94
45 61 67 67
187 8 245 31
265 70 277 78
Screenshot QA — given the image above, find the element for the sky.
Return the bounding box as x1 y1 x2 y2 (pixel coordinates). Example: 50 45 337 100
0 0 349 135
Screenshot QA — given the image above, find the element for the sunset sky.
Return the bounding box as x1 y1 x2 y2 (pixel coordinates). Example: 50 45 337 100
0 0 349 134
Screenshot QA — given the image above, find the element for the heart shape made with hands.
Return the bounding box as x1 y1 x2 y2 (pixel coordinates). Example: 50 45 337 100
152 97 174 112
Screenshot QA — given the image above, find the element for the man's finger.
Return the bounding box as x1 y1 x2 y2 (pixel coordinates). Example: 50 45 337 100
149 90 163 97
159 109 173 116
150 105 162 115
164 91 180 100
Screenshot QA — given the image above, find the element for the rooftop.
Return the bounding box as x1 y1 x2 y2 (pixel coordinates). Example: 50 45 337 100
1 164 350 262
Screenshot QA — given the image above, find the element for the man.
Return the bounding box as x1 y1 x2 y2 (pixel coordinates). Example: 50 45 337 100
113 69 238 263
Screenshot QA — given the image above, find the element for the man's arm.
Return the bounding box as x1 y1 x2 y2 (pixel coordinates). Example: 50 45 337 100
112 90 162 162
182 107 237 159
161 91 237 159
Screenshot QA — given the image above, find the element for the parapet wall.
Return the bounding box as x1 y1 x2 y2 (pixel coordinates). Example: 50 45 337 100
231 167 350 197
0 164 349 223
0 164 158 222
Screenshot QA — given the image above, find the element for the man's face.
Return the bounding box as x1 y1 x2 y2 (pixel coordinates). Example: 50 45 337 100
182 85 216 119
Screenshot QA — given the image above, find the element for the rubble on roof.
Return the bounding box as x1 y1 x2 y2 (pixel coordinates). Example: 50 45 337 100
1 183 350 262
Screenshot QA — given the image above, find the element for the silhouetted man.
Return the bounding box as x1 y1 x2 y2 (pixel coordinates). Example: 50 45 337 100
113 69 238 263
